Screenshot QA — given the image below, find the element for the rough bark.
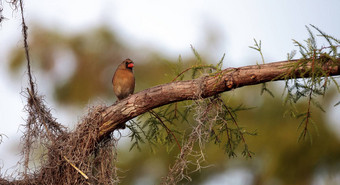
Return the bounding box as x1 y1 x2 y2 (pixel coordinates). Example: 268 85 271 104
98 59 340 140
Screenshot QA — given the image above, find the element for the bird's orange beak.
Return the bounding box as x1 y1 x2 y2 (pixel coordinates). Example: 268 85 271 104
128 63 134 68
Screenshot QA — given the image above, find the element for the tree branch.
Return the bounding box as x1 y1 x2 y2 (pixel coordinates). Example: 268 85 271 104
98 59 340 140
3 59 340 184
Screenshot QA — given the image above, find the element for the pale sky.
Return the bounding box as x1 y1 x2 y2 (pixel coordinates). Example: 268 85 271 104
0 0 340 183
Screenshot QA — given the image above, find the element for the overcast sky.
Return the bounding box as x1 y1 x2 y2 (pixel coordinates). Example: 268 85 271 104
0 0 340 183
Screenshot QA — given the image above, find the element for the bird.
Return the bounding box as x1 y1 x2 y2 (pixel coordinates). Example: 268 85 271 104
112 58 135 101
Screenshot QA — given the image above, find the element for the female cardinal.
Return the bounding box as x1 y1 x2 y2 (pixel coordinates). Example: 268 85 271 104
112 58 135 100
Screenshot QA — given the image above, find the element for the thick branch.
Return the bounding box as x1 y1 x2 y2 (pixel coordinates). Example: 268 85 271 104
99 59 340 139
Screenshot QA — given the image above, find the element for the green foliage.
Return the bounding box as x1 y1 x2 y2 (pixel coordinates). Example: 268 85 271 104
248 25 340 144
127 102 188 153
123 46 258 173
209 99 256 158
283 25 340 142
249 38 265 64
287 50 297 60
188 45 221 79
250 39 275 97
126 120 146 152
126 26 340 178
260 83 275 98
127 47 256 164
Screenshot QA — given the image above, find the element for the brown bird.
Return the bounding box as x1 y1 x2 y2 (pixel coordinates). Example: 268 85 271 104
112 58 135 101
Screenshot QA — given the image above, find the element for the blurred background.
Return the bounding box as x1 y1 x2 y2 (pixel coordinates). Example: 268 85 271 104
1 0 340 184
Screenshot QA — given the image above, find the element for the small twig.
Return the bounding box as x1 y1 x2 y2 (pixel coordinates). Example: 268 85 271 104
172 67 192 82
174 102 178 118
302 86 313 140
318 45 340 52
217 98 252 158
172 65 217 82
149 110 182 151
19 0 35 95
63 156 89 180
